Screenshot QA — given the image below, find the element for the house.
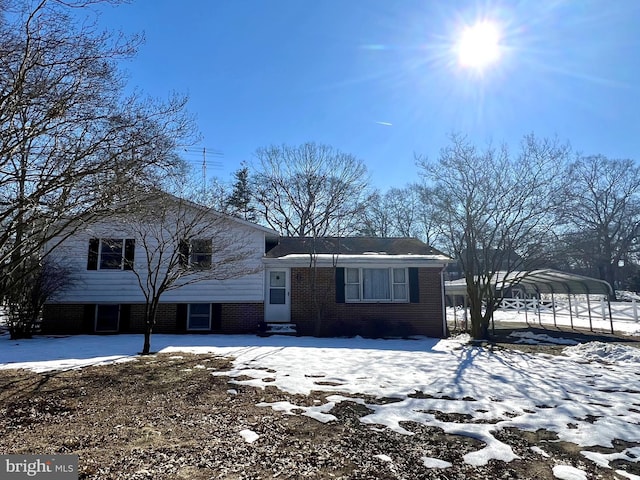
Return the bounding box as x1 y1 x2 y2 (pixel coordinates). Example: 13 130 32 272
263 237 451 337
41 201 451 337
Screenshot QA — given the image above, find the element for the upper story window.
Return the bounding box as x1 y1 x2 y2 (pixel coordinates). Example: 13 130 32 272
87 238 135 270
345 267 408 302
179 238 212 269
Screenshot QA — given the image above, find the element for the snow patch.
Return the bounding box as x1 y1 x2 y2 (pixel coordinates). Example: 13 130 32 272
552 465 587 480
239 429 259 443
563 342 640 363
374 454 392 462
530 446 550 458
615 470 640 480
421 457 452 469
256 400 337 423
581 447 640 469
432 333 470 352
509 331 579 345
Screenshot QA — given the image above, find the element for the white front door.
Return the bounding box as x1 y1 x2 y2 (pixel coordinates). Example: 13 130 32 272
264 269 290 323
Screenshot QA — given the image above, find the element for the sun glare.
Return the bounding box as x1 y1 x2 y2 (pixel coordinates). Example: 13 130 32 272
457 21 501 71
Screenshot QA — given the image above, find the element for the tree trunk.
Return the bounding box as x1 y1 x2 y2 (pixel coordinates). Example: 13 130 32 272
141 300 159 355
469 303 489 340
142 327 152 355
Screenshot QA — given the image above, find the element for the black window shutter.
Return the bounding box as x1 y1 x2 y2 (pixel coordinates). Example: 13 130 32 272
87 238 99 270
335 268 345 303
176 304 188 332
409 267 420 303
124 239 135 270
211 303 222 331
83 304 96 333
120 304 131 332
178 239 189 267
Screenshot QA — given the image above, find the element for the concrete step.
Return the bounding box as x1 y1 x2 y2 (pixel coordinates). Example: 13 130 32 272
259 322 298 335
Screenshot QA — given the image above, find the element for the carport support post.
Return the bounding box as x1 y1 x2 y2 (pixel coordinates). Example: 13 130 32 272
524 293 529 325
551 291 557 327
608 299 614 334
586 294 593 332
568 294 574 329
536 290 542 325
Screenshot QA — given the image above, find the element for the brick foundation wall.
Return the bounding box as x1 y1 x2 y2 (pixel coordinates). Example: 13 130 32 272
291 267 445 338
42 302 264 335
41 304 85 334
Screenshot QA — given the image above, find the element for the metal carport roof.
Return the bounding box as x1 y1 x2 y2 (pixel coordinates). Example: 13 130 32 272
445 269 613 297
444 269 615 333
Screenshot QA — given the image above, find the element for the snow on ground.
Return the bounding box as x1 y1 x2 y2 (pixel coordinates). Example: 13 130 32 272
1 320 640 471
508 331 579 345
238 429 260 443
469 308 640 336
552 465 588 480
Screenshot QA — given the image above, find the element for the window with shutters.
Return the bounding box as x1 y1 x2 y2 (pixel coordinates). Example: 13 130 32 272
87 238 135 270
190 239 212 269
187 304 211 330
344 267 409 302
95 304 120 332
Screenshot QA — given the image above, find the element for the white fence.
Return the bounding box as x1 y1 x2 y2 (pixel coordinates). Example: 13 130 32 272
499 297 639 323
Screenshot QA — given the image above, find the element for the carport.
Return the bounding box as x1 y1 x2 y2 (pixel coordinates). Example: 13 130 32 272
445 269 615 333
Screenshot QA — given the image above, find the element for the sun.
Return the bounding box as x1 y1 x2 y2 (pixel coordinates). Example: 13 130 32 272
456 21 501 71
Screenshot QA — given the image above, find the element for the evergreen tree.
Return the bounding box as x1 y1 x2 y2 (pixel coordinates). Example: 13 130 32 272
227 164 256 221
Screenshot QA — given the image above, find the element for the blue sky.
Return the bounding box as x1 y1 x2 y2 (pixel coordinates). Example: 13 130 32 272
92 1 640 190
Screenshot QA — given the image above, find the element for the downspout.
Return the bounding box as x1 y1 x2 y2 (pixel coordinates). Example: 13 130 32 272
440 264 448 338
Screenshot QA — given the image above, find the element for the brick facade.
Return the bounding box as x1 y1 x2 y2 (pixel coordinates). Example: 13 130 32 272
290 267 445 338
42 267 445 338
42 302 263 335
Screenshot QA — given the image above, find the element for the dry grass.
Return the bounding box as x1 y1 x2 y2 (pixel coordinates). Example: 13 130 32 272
0 350 635 479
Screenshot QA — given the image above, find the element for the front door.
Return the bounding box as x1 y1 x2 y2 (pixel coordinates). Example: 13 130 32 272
264 269 290 322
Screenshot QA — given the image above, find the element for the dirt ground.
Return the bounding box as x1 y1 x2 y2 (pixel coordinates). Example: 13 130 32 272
1 330 639 479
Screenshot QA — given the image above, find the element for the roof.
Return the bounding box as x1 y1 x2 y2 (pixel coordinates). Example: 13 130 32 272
445 269 613 297
265 237 447 257
264 237 452 267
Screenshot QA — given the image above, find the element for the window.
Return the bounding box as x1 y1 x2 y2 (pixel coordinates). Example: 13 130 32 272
100 239 123 269
95 305 119 332
269 271 286 304
345 268 360 300
345 267 408 302
191 239 212 268
188 304 211 330
87 238 135 270
180 238 212 269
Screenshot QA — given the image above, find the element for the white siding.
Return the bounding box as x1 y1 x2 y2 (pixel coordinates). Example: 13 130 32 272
47 216 267 304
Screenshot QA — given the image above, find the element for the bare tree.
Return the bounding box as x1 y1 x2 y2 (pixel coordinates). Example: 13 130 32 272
413 183 446 249
5 256 75 339
358 184 443 249
125 190 259 354
559 155 640 297
0 0 195 303
418 133 569 340
385 186 422 237
357 190 394 237
253 142 371 237
252 142 370 336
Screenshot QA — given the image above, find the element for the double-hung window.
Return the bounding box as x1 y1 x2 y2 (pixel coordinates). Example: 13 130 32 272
345 267 408 302
179 238 212 269
190 239 212 269
188 304 211 330
87 238 135 270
